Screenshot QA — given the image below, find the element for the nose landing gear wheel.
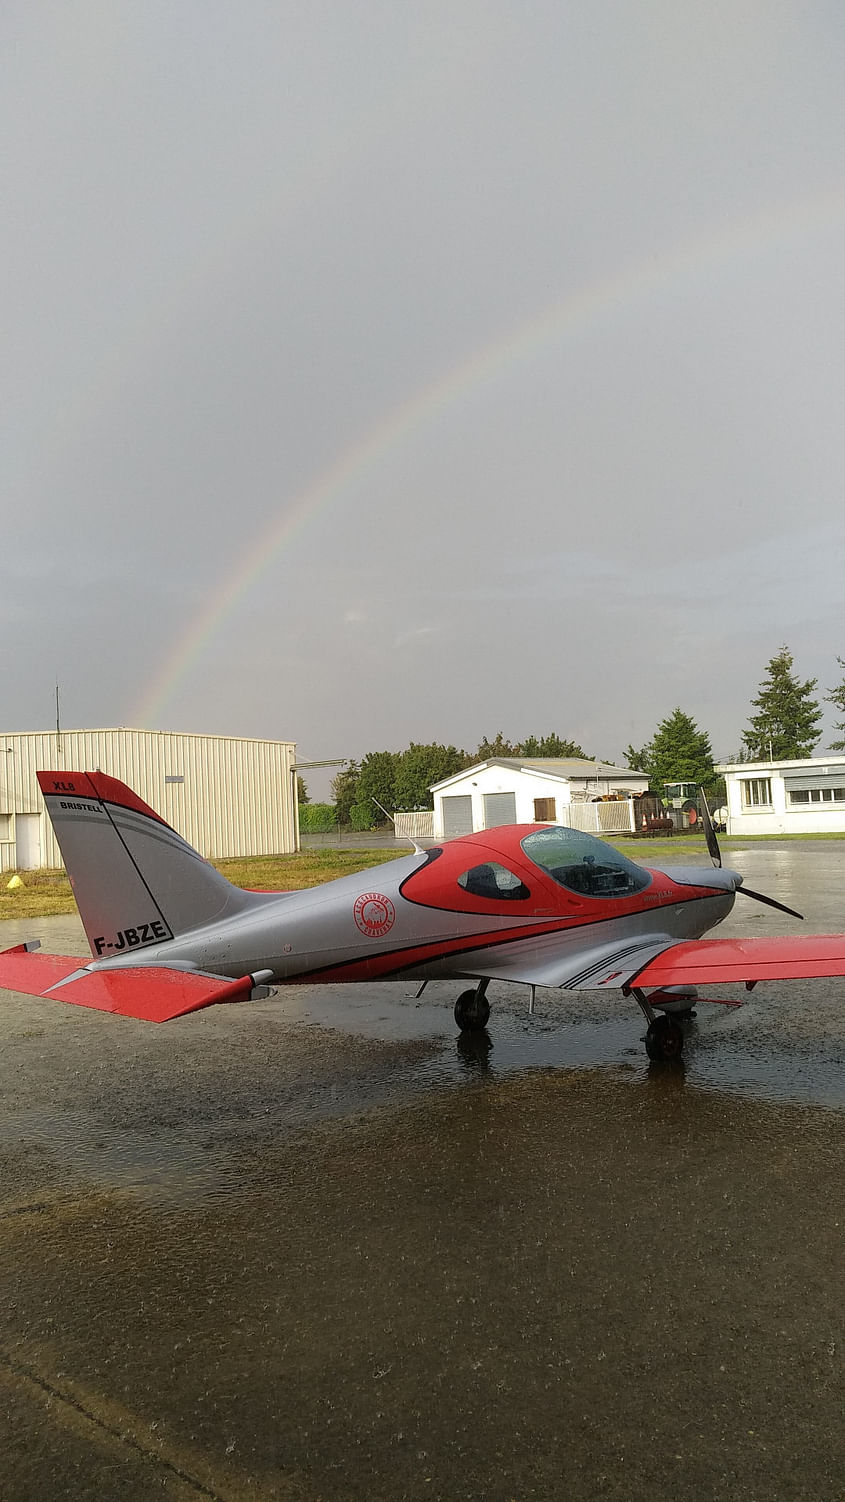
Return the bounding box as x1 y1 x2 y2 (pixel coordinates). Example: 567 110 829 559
454 989 491 1032
645 1014 685 1062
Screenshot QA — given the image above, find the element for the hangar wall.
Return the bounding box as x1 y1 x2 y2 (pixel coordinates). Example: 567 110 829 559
0 729 297 871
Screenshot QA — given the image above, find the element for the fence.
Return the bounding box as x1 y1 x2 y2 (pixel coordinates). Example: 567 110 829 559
558 798 637 835
394 804 637 841
393 811 435 841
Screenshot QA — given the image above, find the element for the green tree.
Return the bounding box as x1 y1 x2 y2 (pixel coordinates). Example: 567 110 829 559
624 743 650 774
826 656 845 751
518 733 589 758
743 647 821 761
476 732 519 759
355 751 401 824
393 743 467 809
296 775 310 805
629 708 716 791
331 761 360 825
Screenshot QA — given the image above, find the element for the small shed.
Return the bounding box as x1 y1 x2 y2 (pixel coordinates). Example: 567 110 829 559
0 728 298 871
430 758 649 840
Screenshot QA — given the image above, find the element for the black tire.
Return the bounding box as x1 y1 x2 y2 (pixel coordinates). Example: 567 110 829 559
454 989 491 1032
645 1015 684 1062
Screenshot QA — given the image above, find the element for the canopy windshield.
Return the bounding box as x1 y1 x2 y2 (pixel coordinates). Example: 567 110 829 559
521 826 651 898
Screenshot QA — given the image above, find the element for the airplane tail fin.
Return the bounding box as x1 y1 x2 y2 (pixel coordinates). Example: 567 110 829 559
38 771 256 959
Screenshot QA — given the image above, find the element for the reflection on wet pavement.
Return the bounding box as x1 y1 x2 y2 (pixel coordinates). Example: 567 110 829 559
1 843 845 1498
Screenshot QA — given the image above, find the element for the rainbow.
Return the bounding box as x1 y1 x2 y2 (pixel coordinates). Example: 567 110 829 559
131 181 845 727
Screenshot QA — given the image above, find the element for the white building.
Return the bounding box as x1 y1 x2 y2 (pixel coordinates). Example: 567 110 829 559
717 755 845 835
0 728 298 872
430 758 650 840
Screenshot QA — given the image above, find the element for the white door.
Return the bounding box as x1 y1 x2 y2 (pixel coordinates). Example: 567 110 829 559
15 814 42 869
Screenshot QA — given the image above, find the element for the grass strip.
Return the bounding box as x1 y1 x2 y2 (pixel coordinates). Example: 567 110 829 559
0 848 403 922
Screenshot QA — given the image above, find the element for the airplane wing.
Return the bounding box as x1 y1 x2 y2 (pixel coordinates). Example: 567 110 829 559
627 934 845 989
0 944 264 1022
445 930 845 992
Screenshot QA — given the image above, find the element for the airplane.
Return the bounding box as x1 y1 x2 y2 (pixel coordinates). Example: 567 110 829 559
3 769 845 1062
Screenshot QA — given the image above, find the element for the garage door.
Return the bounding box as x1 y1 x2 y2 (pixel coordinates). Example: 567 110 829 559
483 792 517 828
442 795 473 838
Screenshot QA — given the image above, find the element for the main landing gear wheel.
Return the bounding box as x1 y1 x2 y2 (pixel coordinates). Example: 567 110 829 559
645 1015 685 1062
454 989 491 1032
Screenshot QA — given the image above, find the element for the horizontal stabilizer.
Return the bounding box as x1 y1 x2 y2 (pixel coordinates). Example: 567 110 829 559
631 934 845 989
0 944 262 1023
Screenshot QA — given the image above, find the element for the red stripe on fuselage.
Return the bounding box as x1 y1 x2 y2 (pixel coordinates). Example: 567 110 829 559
281 888 725 984
290 916 577 983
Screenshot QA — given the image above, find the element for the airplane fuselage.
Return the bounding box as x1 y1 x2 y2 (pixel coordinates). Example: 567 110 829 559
85 840 737 996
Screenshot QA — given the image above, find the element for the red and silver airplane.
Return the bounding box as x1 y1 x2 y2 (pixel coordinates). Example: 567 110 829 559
3 769 845 1061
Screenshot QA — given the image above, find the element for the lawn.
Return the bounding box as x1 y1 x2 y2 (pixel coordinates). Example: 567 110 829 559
0 847 405 922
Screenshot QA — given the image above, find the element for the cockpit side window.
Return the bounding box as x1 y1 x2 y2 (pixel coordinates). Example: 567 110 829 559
521 827 650 898
457 862 531 901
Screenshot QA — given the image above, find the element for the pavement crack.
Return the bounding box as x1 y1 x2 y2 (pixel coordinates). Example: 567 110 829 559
0 1349 232 1500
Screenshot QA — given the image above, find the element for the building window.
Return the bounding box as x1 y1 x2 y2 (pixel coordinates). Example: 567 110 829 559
788 786 845 805
741 778 772 808
533 797 556 821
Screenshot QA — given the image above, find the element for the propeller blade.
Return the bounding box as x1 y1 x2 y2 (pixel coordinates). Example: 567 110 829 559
738 886 804 921
699 788 802 917
699 787 721 868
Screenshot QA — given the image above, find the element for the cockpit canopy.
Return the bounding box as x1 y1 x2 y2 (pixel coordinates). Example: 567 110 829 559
520 826 651 899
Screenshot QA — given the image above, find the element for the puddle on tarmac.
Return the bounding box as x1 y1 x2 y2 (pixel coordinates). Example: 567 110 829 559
3 842 845 1219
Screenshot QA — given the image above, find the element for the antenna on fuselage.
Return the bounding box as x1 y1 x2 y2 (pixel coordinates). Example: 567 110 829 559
372 798 425 854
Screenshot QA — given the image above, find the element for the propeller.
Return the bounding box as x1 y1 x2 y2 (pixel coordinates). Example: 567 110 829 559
735 884 804 919
699 787 804 921
699 786 722 868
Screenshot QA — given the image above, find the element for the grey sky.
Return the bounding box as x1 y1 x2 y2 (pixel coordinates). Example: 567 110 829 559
5 2 845 792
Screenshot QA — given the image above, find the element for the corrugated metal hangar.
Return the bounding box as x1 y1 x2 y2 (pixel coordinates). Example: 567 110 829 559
0 729 297 872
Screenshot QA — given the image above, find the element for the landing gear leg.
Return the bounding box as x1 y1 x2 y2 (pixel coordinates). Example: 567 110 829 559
630 988 685 1062
454 980 490 1032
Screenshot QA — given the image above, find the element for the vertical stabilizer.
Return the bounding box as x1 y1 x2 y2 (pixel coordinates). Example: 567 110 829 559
38 771 254 959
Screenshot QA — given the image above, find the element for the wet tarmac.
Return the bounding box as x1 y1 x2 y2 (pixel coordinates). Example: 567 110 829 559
1 843 844 1499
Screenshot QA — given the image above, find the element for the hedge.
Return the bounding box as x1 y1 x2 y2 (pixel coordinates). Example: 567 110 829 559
298 802 337 833
349 802 375 831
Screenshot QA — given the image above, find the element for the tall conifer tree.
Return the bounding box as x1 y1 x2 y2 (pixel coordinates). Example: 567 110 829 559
742 647 821 760
626 708 715 790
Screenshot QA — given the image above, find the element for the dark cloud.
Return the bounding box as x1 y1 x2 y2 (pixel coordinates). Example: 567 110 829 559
4 1 845 784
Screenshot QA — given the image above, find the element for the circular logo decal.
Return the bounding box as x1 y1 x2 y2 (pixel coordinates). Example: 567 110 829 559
354 891 396 937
